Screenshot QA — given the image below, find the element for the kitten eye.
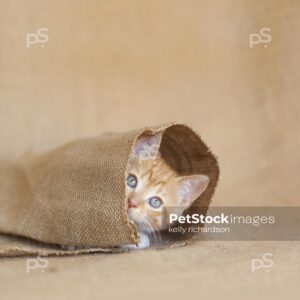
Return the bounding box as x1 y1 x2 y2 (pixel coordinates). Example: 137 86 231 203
126 174 138 188
148 197 162 209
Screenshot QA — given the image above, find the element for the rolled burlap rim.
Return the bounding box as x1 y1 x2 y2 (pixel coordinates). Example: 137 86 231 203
0 123 219 257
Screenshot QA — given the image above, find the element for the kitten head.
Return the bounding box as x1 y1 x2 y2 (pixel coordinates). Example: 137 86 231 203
126 132 209 233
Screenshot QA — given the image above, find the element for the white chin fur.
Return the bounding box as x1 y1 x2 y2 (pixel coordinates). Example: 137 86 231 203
128 208 146 224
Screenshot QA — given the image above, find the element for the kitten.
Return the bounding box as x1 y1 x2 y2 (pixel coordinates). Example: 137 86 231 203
123 132 209 249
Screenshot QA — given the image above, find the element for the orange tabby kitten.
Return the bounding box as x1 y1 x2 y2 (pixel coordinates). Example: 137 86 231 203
124 132 209 249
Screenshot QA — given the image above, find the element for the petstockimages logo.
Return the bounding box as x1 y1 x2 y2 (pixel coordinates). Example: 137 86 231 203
169 213 275 226
167 207 300 241
26 27 49 48
249 27 272 48
168 210 277 237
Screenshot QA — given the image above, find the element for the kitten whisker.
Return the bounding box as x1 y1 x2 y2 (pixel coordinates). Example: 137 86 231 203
141 220 153 245
150 222 162 245
144 219 161 247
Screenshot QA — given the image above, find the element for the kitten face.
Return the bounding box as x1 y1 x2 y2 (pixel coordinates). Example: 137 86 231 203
126 132 209 234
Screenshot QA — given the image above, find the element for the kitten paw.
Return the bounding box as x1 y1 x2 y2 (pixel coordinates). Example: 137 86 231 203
122 232 150 250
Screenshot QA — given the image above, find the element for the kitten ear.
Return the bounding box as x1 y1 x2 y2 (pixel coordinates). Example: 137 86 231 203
132 132 162 160
176 175 209 207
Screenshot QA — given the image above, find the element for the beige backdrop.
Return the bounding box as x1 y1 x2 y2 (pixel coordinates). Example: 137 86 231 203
0 0 299 299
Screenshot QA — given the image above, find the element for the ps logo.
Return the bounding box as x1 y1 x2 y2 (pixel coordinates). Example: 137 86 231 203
251 253 274 273
26 255 49 273
26 27 49 48
249 28 272 48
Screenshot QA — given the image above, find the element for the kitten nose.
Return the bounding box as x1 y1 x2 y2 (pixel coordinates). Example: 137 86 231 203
128 198 137 208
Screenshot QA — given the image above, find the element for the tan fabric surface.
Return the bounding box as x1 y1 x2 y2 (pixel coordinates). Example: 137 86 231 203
1 241 299 300
0 0 299 299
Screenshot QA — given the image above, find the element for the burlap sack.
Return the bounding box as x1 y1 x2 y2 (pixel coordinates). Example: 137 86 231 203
0 123 219 256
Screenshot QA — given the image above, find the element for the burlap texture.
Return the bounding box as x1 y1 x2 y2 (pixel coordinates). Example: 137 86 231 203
0 123 219 256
